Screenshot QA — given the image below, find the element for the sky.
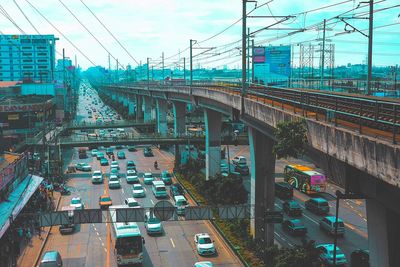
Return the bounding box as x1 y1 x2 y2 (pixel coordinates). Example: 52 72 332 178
0 0 399 70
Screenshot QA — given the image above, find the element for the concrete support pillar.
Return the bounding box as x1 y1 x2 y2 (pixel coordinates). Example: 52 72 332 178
248 127 275 246
111 93 116 101
173 101 186 166
143 96 152 122
367 199 390 267
135 95 143 121
156 99 168 136
128 100 135 116
204 109 221 180
123 95 129 107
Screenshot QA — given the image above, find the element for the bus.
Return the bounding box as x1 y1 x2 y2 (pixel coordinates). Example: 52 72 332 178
284 164 327 194
110 205 145 266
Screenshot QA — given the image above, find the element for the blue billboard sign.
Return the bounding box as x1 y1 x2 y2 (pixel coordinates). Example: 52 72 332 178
253 45 291 84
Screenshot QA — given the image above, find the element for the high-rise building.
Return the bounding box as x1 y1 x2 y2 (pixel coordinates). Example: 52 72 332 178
0 35 58 82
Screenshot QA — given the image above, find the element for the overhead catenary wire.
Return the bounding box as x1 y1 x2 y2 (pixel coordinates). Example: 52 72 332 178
57 0 126 70
78 0 140 66
24 0 97 66
0 4 26 34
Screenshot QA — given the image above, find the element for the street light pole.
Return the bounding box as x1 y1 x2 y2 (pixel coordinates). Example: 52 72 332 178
147 57 150 90
190 39 194 92
367 0 374 95
241 0 247 114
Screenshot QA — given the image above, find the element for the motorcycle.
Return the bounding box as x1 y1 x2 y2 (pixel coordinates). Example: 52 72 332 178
154 161 158 170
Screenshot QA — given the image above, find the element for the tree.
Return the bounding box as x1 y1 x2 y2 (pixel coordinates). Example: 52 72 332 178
273 119 307 159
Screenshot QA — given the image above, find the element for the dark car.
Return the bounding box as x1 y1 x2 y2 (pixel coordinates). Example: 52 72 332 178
305 198 330 215
283 200 302 216
161 170 173 185
117 151 126 159
234 163 249 175
143 147 154 157
275 182 293 199
126 160 136 171
351 249 369 267
106 147 114 156
127 145 137 152
170 183 185 197
282 219 307 236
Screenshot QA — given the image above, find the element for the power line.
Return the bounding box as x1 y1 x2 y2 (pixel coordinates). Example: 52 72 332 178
13 0 40 34
57 0 126 70
78 0 140 66
25 0 97 66
0 5 26 34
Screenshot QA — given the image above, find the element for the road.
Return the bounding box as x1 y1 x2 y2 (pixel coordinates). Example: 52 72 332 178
223 145 368 260
35 83 243 267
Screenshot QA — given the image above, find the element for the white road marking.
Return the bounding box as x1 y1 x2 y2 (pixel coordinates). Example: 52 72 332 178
101 242 105 247
96 232 99 236
121 188 125 194
143 187 147 192
170 238 176 248
98 237 102 241
94 226 97 231
150 199 154 205
303 214 319 225
104 248 107 253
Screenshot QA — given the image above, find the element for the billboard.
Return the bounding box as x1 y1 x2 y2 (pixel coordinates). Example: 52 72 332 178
253 45 291 84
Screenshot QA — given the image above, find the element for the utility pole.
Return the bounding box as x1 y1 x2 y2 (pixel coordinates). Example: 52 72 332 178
190 39 194 93
147 57 150 90
251 39 255 83
162 52 165 82
108 53 111 85
116 59 119 83
183 57 186 84
320 19 326 90
367 0 374 95
241 0 247 114
247 27 250 85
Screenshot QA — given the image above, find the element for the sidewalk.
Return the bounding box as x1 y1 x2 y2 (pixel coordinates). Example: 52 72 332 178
17 192 61 267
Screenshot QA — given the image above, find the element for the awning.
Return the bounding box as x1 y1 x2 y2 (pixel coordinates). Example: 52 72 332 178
0 175 43 239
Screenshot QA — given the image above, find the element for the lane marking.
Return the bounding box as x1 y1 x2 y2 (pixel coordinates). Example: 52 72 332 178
303 214 319 225
143 187 147 192
96 232 99 236
121 188 125 194
150 199 154 205
170 238 176 248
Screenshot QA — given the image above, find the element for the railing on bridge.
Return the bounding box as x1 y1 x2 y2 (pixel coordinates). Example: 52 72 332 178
66 120 157 129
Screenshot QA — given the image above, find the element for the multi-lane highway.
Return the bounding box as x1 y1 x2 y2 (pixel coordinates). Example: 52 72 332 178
34 83 243 267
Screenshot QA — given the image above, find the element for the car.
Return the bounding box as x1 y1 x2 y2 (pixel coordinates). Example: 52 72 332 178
127 145 137 152
40 251 63 267
110 161 119 170
170 183 185 197
161 170 172 185
275 182 293 200
70 197 84 210
106 147 114 156
75 163 92 172
319 216 345 236
143 172 154 185
351 249 369 267
108 175 121 189
116 144 124 149
99 194 112 209
232 156 247 166
194 262 213 267
174 195 188 215
100 158 109 166
117 151 126 159
282 219 307 236
124 198 141 208
91 170 103 184
194 233 216 256
132 184 145 198
96 151 105 160
234 163 249 175
316 244 348 266
220 163 229 175
110 167 119 177
91 149 98 157
283 200 302 216
305 198 330 215
59 206 75 234
143 147 154 157
126 170 139 184
144 212 163 235
152 180 167 198
126 160 136 171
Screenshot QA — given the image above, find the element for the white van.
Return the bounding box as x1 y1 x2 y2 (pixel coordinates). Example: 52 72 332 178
152 180 167 198
174 195 188 216
87 133 98 140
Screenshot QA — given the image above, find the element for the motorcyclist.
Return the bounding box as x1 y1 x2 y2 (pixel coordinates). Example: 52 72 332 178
154 161 158 169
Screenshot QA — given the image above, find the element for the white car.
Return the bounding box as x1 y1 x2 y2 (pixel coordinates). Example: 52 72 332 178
144 212 163 235
75 163 92 172
126 170 139 184
232 156 247 166
91 149 98 157
110 161 119 170
91 170 103 184
194 233 216 256
70 197 84 210
124 198 141 208
108 175 121 189
132 184 145 197
143 172 154 185
316 244 347 266
194 262 213 267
